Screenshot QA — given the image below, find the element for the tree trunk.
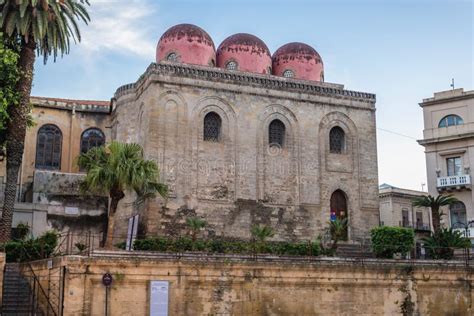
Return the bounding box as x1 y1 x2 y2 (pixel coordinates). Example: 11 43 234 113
104 189 125 249
431 205 440 232
0 42 36 243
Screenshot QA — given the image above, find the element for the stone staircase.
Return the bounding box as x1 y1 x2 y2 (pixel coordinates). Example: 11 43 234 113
1 263 35 316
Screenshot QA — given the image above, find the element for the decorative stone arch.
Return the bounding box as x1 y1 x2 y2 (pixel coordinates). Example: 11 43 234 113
191 96 237 145
191 96 238 200
319 111 358 157
149 90 189 196
256 104 300 203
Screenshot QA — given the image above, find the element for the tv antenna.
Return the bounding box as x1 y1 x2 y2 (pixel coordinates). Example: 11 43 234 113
450 78 455 90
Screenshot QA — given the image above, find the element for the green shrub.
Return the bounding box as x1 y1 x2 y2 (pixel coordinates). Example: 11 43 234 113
126 236 321 257
422 228 471 260
13 222 30 241
115 241 126 250
134 237 169 251
0 230 59 263
370 226 415 259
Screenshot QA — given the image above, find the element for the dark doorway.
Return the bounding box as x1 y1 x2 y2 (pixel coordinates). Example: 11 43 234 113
330 190 348 240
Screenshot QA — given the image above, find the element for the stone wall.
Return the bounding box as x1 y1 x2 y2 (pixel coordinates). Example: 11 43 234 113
0 253 4 305
27 254 473 315
113 62 379 242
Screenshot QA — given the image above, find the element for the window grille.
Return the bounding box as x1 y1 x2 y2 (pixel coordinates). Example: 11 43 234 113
35 124 62 170
203 112 221 142
226 60 238 70
166 52 178 62
283 69 294 78
329 126 345 154
269 119 285 147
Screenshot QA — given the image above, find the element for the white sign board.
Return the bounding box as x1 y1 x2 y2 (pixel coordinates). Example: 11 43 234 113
126 214 139 251
65 206 79 215
150 281 169 316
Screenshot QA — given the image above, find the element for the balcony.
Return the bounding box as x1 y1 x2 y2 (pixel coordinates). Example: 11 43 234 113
399 222 431 232
453 227 474 239
437 174 471 191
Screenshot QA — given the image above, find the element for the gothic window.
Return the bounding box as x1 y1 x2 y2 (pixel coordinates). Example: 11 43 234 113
166 52 178 62
35 124 62 170
439 115 463 127
283 69 294 78
329 126 345 154
203 112 221 142
81 128 105 154
269 119 285 147
225 60 238 70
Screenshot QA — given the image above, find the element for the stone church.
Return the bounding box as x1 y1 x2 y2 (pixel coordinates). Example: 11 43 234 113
1 24 379 242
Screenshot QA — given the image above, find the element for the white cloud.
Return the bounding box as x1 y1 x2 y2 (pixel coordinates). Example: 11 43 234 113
80 0 157 59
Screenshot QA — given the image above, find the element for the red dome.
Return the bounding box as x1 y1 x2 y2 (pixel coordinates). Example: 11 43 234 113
272 42 324 82
216 33 272 74
156 24 216 66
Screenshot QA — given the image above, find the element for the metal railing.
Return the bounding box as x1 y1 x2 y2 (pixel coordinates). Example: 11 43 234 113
18 246 60 316
47 232 474 267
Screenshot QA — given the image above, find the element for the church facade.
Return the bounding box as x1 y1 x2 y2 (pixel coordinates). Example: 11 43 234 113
1 24 379 242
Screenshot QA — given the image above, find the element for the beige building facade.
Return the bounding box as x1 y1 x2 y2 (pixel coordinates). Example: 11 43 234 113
419 88 474 236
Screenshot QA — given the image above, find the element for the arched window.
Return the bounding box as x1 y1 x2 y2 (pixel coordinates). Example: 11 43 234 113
225 60 238 70
450 201 467 227
269 119 285 147
166 52 178 62
439 115 463 128
283 69 294 78
35 124 62 170
81 128 105 154
329 126 345 154
203 112 222 142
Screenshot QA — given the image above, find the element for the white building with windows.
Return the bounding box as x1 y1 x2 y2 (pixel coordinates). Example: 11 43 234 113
418 88 474 237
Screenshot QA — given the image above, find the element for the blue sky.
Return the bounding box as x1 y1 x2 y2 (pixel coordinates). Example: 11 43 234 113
31 0 473 191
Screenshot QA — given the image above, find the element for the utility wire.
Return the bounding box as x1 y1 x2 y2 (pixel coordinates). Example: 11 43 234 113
377 127 418 140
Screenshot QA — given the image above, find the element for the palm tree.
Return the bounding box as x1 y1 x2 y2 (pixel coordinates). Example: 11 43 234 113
251 225 274 253
329 218 348 250
0 0 90 242
78 141 168 249
412 194 459 233
186 217 207 242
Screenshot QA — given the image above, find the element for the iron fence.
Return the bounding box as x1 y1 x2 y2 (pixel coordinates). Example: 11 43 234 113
51 231 474 267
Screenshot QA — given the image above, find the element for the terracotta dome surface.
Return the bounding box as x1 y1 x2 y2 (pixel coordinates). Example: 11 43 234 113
216 33 272 74
272 42 324 81
156 24 216 66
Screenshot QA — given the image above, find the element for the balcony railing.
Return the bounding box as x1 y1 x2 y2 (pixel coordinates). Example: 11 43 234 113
399 222 431 231
453 227 474 239
437 174 471 190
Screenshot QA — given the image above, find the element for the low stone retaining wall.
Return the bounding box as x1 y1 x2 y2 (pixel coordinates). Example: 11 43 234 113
27 252 474 315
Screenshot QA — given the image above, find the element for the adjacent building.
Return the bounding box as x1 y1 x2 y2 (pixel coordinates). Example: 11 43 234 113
379 183 431 240
418 88 474 237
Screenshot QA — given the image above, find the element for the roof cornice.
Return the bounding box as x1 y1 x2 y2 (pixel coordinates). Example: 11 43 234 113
114 62 376 103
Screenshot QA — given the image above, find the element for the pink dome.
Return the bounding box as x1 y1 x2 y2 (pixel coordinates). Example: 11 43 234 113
216 33 272 74
272 42 324 82
156 24 216 66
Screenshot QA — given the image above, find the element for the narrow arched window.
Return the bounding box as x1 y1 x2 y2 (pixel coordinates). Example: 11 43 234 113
329 126 345 154
203 112 221 142
35 124 62 170
269 119 285 147
439 115 463 127
81 128 105 154
166 52 178 62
